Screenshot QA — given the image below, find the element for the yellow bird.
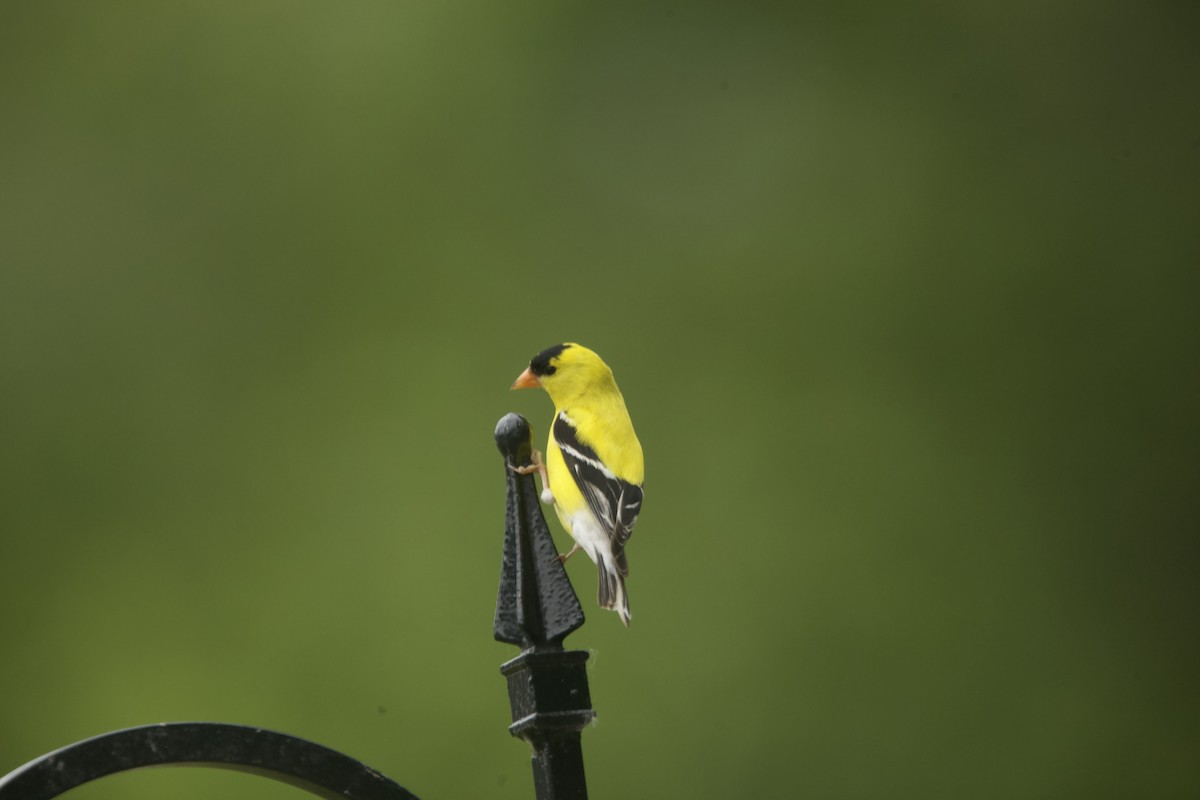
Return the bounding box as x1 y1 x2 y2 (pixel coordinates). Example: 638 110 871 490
511 343 644 626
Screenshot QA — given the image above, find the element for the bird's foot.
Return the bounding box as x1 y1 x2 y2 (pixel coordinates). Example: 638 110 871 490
509 449 554 505
558 543 581 564
509 448 545 475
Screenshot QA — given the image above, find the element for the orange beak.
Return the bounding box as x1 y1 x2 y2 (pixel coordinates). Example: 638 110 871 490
511 366 541 390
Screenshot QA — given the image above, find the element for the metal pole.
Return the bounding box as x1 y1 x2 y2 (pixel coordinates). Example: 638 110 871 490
494 414 595 800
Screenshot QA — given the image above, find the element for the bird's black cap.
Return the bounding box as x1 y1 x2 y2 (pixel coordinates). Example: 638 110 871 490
529 343 572 377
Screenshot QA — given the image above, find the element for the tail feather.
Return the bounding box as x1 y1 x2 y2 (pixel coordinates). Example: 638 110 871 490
597 560 631 626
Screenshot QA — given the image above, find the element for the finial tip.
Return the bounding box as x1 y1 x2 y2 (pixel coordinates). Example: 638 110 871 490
495 413 532 460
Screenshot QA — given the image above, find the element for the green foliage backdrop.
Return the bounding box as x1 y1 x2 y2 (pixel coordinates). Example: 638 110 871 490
2 3 1197 798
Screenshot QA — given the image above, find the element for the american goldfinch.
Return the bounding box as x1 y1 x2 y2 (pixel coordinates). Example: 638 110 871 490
511 343 644 626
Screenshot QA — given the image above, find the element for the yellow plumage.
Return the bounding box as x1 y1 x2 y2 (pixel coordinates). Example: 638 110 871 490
511 343 644 626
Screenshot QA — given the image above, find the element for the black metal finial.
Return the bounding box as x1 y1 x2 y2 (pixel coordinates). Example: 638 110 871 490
494 414 595 800
493 413 586 648
494 412 534 466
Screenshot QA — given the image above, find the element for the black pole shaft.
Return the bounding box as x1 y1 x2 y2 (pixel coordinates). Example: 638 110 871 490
494 414 594 800
531 737 588 800
501 650 593 800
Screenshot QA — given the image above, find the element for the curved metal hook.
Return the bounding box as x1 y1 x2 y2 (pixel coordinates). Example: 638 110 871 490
0 722 419 800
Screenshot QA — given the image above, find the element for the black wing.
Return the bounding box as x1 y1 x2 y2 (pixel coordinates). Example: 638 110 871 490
553 413 643 569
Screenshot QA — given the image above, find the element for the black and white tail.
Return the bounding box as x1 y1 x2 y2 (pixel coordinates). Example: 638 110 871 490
597 558 631 626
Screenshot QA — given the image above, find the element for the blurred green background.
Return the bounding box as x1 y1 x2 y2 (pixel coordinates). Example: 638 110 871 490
2 2 1197 798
